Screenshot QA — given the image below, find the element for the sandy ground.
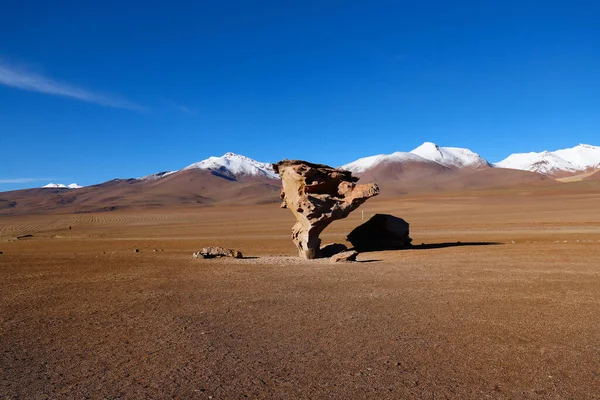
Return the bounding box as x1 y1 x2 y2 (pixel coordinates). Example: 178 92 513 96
1 188 600 399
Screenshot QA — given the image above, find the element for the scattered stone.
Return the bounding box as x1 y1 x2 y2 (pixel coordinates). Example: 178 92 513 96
193 246 243 259
0 251 3 255
330 250 359 263
347 214 412 252
273 160 379 259
134 249 140 253
320 243 348 258
153 249 158 252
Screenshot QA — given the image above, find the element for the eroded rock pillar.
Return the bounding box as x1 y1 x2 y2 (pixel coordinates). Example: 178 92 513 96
273 160 379 259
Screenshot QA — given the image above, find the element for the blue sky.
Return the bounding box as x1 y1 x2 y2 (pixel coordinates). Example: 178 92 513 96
1 0 599 191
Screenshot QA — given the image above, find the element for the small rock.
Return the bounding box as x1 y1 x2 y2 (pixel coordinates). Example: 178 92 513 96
330 250 359 263
193 246 243 259
134 249 140 253
0 251 3 255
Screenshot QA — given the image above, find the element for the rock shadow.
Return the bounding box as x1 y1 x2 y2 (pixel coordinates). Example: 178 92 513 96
410 241 503 250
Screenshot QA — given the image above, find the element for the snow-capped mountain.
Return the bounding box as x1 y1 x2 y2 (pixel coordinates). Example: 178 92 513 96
137 152 279 182
553 144 600 170
495 144 600 176
495 152 578 175
340 142 489 173
42 183 83 189
183 152 278 179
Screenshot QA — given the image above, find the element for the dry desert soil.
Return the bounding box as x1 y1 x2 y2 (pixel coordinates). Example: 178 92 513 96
1 185 600 399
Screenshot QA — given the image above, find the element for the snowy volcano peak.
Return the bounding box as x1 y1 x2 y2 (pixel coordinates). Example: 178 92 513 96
410 142 442 157
496 144 600 176
410 142 490 169
553 144 600 170
183 152 278 179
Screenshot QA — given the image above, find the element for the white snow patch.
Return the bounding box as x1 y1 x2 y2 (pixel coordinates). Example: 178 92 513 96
42 183 67 188
42 183 82 189
138 170 178 181
340 152 428 173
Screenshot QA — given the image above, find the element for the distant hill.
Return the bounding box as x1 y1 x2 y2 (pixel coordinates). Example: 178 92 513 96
1 154 281 215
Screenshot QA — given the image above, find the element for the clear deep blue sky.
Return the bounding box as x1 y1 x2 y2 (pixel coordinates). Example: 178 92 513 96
1 0 599 190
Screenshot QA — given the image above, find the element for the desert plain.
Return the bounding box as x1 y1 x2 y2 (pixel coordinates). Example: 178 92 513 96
1 183 600 399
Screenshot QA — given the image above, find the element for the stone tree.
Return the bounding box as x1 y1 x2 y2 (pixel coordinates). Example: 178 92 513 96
273 160 379 259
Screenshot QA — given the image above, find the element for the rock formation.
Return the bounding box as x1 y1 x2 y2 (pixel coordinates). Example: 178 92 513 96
273 160 379 259
347 214 412 251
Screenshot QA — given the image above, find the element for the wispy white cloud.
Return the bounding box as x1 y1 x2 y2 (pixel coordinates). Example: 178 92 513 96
0 60 146 112
162 98 197 115
0 178 58 184
173 103 195 114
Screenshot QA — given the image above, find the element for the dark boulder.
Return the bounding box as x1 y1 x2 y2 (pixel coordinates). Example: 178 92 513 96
347 214 412 251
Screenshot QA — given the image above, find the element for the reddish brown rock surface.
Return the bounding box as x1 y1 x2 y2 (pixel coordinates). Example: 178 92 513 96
273 160 379 259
